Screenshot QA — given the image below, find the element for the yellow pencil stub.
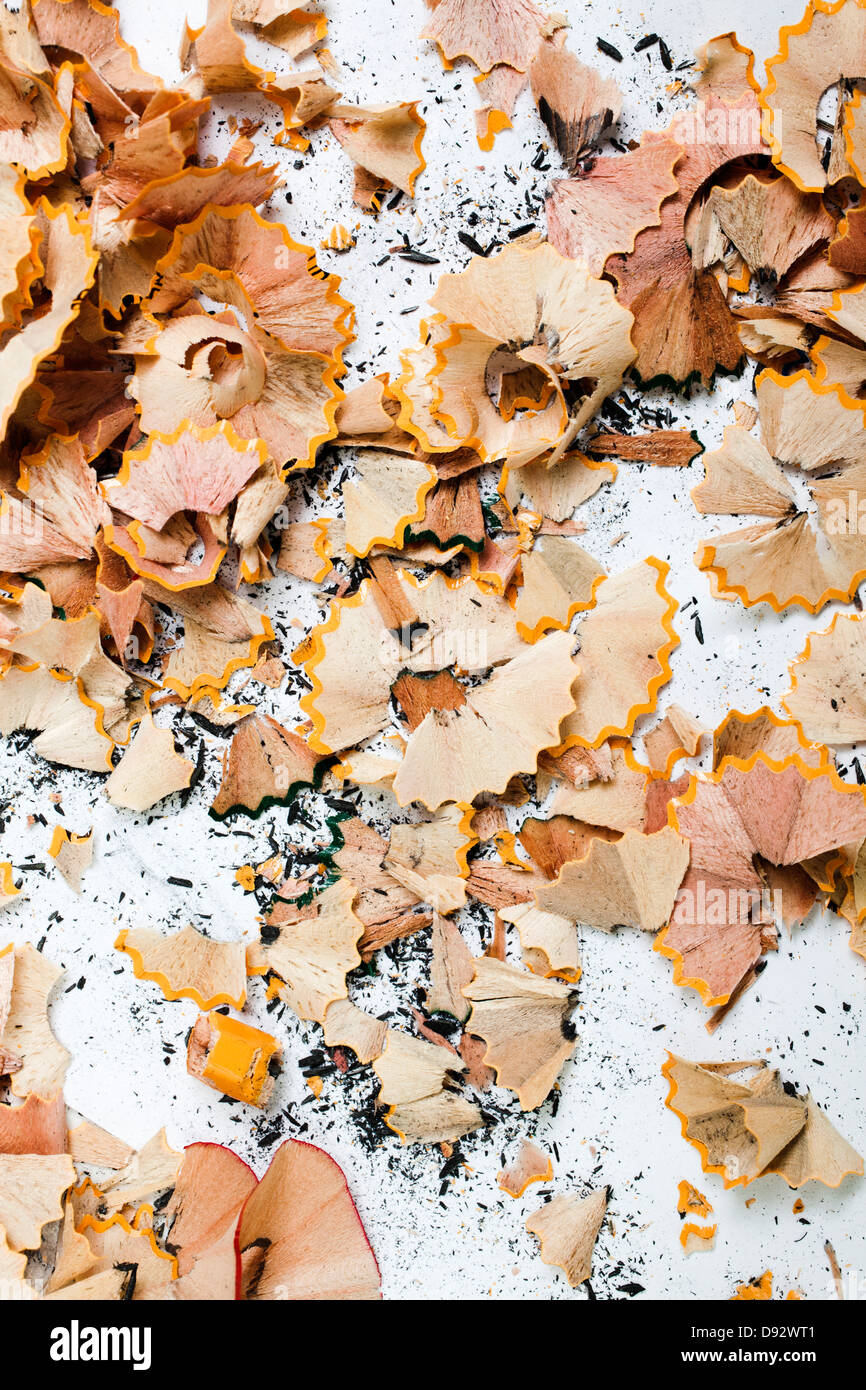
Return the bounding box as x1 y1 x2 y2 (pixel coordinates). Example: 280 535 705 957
187 1012 282 1107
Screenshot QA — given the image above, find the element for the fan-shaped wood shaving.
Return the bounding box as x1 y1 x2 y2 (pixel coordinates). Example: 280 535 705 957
0 943 70 1099
536 826 689 933
343 449 436 557
421 0 552 73
329 103 426 199
236 1139 381 1299
105 422 265 531
706 174 835 281
414 240 636 464
694 32 759 103
663 1053 863 1189
210 712 322 819
116 924 246 1010
393 630 578 810
255 879 363 1024
120 158 280 227
299 570 526 754
514 535 606 642
606 98 766 386
712 707 828 772
105 713 194 811
462 956 576 1110
502 453 615 523
0 1151 75 1249
659 751 866 1006
695 374 866 613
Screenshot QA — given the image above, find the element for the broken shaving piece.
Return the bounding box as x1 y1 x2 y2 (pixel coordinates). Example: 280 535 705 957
384 804 476 914
585 430 703 467
677 1179 713 1219
782 613 866 744
187 1012 281 1108
74 1212 176 1299
0 942 70 1099
0 867 21 911
681 1223 717 1254
98 1129 182 1214
526 1187 607 1286
0 1151 76 1250
67 1120 135 1172
105 713 194 811
498 1138 553 1197
164 1141 257 1300
498 901 581 981
425 912 475 1019
644 706 707 778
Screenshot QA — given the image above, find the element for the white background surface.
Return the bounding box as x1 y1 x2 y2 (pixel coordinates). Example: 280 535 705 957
1 0 864 1301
